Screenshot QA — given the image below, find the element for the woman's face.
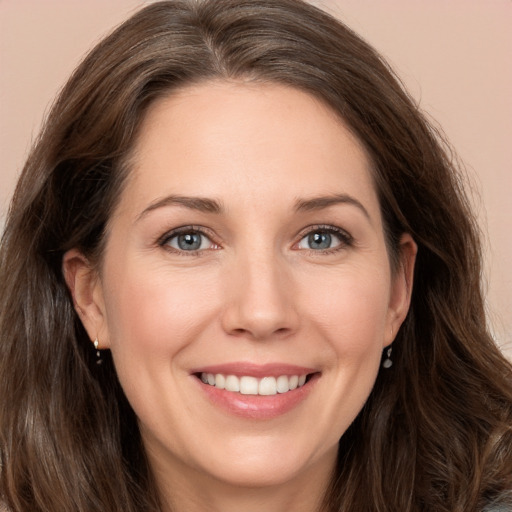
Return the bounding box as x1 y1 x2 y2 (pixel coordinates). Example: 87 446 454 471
68 82 415 494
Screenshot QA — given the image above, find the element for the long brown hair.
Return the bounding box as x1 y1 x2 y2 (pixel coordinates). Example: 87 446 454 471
1 1 511 510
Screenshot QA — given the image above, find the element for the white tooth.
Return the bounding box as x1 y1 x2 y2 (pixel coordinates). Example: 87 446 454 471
225 375 240 392
240 376 259 395
215 374 225 389
259 376 277 395
276 375 290 393
203 373 305 394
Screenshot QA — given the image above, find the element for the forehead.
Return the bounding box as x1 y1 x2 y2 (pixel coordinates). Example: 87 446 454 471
119 81 379 220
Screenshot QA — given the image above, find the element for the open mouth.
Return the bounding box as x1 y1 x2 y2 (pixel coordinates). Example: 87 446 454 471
196 372 316 396
193 367 320 419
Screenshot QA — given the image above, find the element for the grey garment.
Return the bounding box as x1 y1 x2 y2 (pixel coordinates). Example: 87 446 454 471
482 492 512 512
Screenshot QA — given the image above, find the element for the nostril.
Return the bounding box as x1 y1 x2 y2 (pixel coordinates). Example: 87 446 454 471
227 326 292 340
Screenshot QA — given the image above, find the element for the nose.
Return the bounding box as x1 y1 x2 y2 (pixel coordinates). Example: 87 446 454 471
220 250 300 341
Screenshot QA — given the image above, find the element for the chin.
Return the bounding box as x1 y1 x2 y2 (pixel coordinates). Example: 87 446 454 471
192 434 337 489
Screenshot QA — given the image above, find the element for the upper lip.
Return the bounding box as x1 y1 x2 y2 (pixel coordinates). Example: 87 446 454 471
190 362 318 378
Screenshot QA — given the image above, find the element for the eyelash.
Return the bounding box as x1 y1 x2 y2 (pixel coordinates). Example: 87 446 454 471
158 224 353 255
158 225 219 256
295 224 354 254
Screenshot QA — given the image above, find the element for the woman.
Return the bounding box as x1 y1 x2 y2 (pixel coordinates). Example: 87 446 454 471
0 0 511 510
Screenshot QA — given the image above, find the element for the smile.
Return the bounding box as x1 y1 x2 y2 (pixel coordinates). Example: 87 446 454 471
192 364 319 419
200 372 308 395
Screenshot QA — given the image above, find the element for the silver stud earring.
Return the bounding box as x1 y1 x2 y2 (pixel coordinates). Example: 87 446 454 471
382 346 393 369
93 338 102 365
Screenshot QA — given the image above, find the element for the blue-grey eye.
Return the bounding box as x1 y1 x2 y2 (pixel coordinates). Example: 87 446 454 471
298 230 342 250
167 232 211 251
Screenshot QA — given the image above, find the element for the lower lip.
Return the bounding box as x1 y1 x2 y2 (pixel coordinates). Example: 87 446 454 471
195 374 318 420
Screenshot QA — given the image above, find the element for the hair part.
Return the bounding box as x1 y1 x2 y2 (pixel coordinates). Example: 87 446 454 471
1 1 511 511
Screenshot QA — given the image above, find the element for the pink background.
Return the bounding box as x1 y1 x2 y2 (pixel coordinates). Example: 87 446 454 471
1 1 510 357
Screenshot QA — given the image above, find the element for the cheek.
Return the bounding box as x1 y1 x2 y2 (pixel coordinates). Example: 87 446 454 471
100 261 223 438
102 260 219 358
302 266 390 354
302 268 390 430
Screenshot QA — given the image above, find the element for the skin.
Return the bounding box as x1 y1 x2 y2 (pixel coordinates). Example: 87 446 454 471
64 82 416 512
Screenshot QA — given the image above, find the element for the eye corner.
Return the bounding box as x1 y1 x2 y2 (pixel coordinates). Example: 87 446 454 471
294 224 354 253
157 225 221 255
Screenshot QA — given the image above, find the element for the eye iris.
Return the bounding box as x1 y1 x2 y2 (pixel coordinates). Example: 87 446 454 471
177 233 202 250
308 232 331 250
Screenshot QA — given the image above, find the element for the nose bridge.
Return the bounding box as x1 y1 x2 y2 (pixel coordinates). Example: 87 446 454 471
222 240 298 340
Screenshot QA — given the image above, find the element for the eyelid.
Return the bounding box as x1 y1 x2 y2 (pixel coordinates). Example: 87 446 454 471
157 225 220 252
294 224 354 251
156 223 353 254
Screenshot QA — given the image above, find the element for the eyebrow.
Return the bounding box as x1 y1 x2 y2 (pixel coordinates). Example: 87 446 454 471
294 194 370 219
136 192 370 222
136 195 223 222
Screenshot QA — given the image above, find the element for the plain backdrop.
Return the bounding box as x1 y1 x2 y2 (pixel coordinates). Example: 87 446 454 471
0 0 511 357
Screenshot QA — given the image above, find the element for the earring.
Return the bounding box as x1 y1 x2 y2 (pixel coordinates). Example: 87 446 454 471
382 346 393 369
93 338 102 365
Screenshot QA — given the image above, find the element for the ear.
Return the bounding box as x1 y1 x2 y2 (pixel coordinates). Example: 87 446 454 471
62 249 110 349
384 233 417 347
